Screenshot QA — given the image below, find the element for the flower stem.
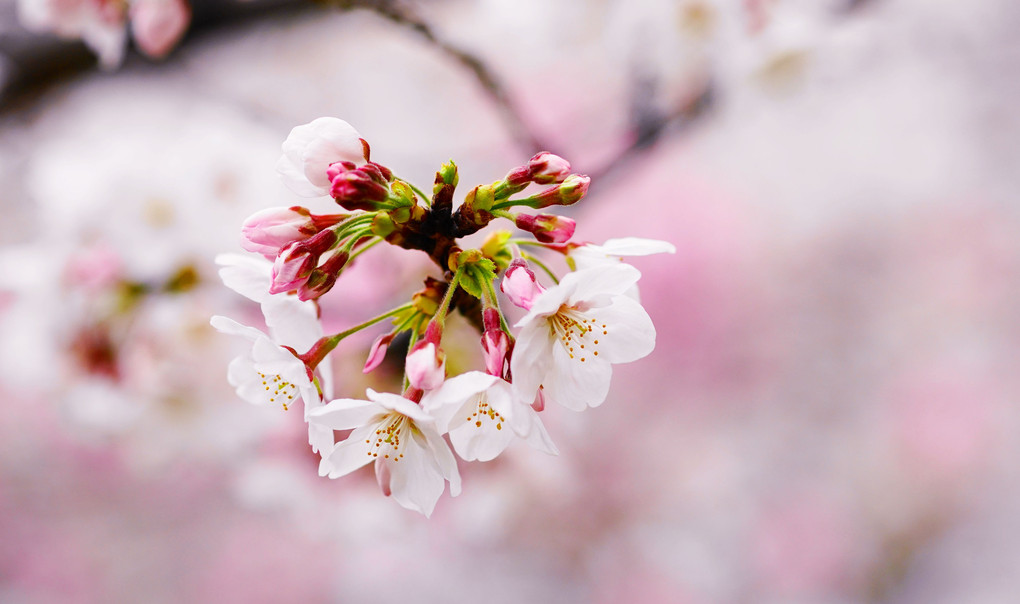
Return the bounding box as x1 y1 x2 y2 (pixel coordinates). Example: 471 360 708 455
523 253 559 285
301 302 414 369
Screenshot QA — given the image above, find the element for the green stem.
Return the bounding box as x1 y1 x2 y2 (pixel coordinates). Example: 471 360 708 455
433 267 464 328
315 302 414 354
523 253 559 285
348 236 384 262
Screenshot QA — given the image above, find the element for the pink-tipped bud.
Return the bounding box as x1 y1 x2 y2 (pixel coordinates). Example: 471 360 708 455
504 165 532 188
296 251 349 301
481 329 510 377
269 229 338 294
530 174 590 209
515 213 576 244
241 206 318 258
527 152 572 185
500 260 545 310
327 161 392 211
406 341 445 390
406 322 445 390
363 333 395 374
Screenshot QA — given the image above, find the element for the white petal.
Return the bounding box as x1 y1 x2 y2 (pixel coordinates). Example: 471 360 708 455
216 253 272 301
387 435 446 516
422 371 500 431
275 154 327 197
567 264 642 303
307 422 335 456
308 398 382 430
319 425 375 478
542 343 613 411
366 389 434 424
515 407 559 456
509 320 555 403
210 315 265 343
421 424 461 497
599 237 676 257
585 296 656 364
449 412 514 462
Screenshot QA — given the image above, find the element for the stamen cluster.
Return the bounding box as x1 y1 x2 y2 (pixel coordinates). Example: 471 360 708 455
213 117 674 516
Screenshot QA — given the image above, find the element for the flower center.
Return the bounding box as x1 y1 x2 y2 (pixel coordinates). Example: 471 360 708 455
365 413 409 461
464 393 505 431
551 306 605 363
258 372 297 410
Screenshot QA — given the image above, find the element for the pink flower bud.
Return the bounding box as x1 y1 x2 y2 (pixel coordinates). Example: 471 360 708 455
481 329 510 377
527 152 572 184
130 0 190 59
327 161 392 211
515 213 576 244
241 206 317 258
363 333 396 374
406 341 445 390
500 260 545 310
269 229 338 294
406 322 445 390
296 251 349 301
530 174 590 209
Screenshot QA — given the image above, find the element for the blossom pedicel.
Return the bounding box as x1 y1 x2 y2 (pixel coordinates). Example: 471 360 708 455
213 117 674 516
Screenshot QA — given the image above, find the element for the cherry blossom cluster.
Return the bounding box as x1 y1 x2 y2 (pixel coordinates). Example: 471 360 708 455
213 117 674 516
17 0 191 68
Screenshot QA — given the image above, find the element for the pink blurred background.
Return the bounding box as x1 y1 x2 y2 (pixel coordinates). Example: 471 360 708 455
2 0 1019 602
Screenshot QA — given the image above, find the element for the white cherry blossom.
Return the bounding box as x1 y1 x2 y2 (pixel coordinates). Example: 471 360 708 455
422 371 557 462
275 117 367 198
309 389 460 517
210 315 333 456
510 264 656 411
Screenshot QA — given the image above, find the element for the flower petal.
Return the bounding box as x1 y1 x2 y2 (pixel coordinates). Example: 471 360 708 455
210 315 264 343
319 426 375 478
308 398 382 430
542 343 613 411
509 318 555 403
585 295 656 364
386 434 446 516
566 264 642 303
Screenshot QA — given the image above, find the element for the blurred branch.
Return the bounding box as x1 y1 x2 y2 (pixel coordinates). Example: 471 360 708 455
321 0 550 155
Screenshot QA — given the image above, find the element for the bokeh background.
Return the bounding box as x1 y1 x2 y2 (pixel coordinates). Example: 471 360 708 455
2 0 1020 602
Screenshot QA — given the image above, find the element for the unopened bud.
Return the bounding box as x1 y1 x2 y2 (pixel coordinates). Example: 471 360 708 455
269 229 338 294
515 213 576 244
481 328 510 377
527 152 572 184
406 322 445 390
296 251 349 301
327 161 391 210
530 174 590 209
500 259 545 310
241 206 347 258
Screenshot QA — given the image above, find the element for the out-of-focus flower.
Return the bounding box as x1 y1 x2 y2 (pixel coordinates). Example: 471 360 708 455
310 389 460 517
275 118 368 198
17 0 191 69
423 371 557 462
510 264 655 411
129 0 190 59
